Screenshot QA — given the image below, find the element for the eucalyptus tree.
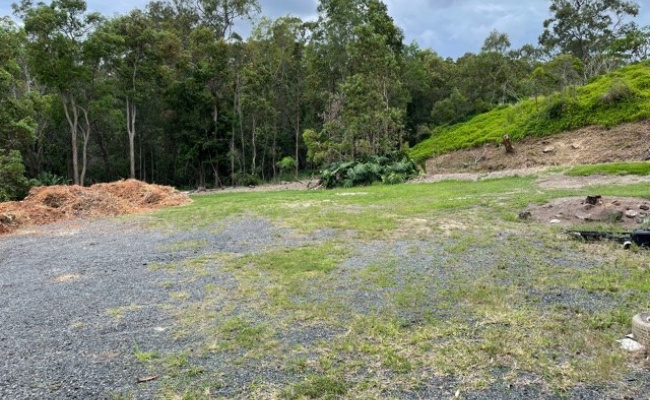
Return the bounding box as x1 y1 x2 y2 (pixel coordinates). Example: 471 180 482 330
245 17 306 178
539 0 642 78
304 0 406 164
15 0 102 185
169 0 260 39
98 10 162 179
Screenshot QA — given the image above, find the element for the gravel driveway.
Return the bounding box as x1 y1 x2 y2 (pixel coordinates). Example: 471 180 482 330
0 217 299 399
2 214 649 399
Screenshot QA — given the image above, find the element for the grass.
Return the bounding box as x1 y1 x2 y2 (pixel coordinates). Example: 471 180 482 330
140 175 650 399
566 161 650 176
410 62 650 163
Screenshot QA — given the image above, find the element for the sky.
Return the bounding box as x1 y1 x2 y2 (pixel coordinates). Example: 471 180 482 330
2 0 650 59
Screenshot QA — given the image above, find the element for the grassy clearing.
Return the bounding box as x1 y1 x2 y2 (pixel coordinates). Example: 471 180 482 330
143 177 650 399
410 62 650 163
566 161 650 176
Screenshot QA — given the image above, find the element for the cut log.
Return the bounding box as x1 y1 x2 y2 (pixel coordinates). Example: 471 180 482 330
503 135 514 154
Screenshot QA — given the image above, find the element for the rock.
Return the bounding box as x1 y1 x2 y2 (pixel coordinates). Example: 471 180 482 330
576 214 593 222
571 143 581 150
625 210 638 219
617 338 645 352
543 146 555 153
550 219 562 224
640 204 649 211
518 211 532 220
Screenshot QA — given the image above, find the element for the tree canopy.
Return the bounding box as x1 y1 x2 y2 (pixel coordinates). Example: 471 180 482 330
0 0 648 196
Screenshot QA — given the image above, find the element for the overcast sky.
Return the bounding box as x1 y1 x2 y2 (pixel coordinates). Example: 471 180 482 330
2 0 649 59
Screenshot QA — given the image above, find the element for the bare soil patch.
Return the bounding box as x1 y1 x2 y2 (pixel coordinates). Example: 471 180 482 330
192 180 313 195
0 179 191 236
522 195 650 228
425 120 650 174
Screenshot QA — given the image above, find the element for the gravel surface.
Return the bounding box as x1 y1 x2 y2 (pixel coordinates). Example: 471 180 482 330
0 217 306 399
1 216 648 399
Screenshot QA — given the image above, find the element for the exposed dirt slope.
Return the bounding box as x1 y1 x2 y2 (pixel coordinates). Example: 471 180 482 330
0 180 191 235
425 120 650 174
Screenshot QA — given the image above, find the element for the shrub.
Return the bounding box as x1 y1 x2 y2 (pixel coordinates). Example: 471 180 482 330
30 171 69 187
599 78 633 104
0 149 29 201
276 156 297 176
319 152 419 189
233 173 261 187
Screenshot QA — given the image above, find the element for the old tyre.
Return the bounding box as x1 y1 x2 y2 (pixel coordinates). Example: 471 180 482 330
632 312 650 347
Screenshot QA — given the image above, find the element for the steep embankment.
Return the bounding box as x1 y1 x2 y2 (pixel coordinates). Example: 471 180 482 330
410 62 650 166
424 120 650 174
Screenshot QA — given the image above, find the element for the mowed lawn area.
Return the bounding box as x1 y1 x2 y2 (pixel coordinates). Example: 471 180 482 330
132 176 650 399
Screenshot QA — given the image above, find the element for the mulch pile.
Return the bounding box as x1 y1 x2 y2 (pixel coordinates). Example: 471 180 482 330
0 180 191 235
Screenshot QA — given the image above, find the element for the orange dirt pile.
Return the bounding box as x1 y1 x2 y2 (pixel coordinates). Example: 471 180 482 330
0 180 191 235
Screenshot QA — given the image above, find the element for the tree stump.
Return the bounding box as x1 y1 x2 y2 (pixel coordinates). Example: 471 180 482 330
503 135 514 154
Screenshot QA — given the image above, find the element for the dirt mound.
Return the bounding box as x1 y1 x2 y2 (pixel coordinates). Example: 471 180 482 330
0 180 191 235
425 120 650 174
522 196 650 229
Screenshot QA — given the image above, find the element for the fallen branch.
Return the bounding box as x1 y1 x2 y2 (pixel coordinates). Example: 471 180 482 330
137 375 158 383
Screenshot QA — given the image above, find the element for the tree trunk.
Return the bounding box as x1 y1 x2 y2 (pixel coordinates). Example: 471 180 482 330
126 97 137 179
95 127 113 178
79 106 91 186
62 95 80 185
251 117 257 176
295 104 300 177
230 124 235 187
272 124 277 180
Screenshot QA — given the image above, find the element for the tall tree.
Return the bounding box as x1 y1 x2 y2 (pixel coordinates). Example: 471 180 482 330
16 0 102 185
304 0 406 164
100 10 161 179
539 0 641 78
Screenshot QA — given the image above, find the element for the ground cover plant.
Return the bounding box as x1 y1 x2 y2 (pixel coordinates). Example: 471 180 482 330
410 63 650 164
114 176 650 399
566 162 650 177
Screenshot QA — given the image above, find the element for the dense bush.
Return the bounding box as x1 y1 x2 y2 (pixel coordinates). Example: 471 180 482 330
0 149 29 201
319 152 419 188
30 171 69 187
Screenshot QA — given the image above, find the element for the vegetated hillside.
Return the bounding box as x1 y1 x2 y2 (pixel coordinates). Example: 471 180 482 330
410 62 650 164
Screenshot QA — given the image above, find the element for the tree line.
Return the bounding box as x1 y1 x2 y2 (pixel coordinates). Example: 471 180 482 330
1 0 649 198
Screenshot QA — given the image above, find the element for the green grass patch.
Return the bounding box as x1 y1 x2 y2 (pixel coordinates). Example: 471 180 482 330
283 375 349 399
410 62 650 163
143 175 650 399
566 162 650 176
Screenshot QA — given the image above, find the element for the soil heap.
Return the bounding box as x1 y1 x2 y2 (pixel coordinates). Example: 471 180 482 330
0 179 191 235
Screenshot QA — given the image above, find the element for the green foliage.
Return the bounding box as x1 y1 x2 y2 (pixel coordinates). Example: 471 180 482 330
319 152 419 188
30 171 70 187
539 0 641 77
276 156 297 175
411 62 650 164
283 375 348 399
233 172 261 187
599 78 633 104
0 149 29 201
566 162 650 176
